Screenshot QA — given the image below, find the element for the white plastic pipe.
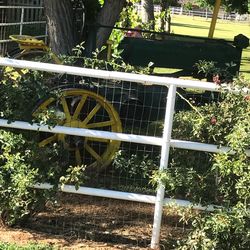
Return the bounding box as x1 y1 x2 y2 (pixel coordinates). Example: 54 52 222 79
151 85 177 249
34 183 156 204
34 183 216 211
0 21 46 26
171 139 250 157
0 119 249 156
0 6 44 9
19 8 24 35
0 58 219 91
0 119 163 146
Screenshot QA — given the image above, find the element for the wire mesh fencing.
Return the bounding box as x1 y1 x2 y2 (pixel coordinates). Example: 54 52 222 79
0 58 232 249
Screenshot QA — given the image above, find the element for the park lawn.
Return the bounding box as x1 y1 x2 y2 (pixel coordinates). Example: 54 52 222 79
156 15 250 79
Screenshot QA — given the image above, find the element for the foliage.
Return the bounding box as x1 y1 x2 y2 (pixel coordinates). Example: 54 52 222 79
183 1 194 11
0 127 77 226
0 69 88 225
152 76 249 200
150 75 250 248
194 60 235 83
151 152 215 204
113 150 158 179
0 242 55 250
119 0 141 28
0 130 38 225
71 41 153 74
177 205 250 249
59 164 87 190
108 0 141 49
194 0 249 14
0 68 51 122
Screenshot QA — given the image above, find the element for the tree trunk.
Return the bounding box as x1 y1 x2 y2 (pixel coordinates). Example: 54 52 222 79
141 0 154 30
160 0 170 32
95 0 126 50
44 0 76 55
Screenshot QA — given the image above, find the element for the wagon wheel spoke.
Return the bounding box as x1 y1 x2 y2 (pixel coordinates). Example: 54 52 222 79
84 142 103 164
81 103 101 126
39 134 57 147
86 120 115 129
61 96 71 121
72 94 87 120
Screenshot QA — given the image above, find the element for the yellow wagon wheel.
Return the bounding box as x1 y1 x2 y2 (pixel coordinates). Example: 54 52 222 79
34 88 122 169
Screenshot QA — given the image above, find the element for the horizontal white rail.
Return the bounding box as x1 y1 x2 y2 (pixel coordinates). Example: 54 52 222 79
1 119 249 157
0 21 46 27
34 183 216 211
0 6 43 9
171 139 250 157
0 58 219 91
0 119 163 146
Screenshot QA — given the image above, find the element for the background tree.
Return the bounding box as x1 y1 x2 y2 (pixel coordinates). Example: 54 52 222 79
194 0 249 14
44 0 126 55
159 0 170 32
95 0 126 49
44 0 76 55
141 0 155 30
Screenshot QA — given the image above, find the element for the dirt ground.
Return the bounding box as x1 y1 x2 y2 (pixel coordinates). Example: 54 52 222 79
0 194 184 249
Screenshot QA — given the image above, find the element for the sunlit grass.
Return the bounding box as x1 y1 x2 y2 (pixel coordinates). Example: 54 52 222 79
0 242 55 250
169 15 250 79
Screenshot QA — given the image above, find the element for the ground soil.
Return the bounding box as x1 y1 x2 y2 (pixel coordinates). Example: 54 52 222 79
0 194 185 249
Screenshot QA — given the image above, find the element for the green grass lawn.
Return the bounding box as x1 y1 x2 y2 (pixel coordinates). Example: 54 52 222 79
161 15 250 79
0 242 55 250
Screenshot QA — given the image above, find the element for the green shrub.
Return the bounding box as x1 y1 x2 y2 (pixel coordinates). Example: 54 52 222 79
0 69 88 225
0 130 38 225
151 76 250 249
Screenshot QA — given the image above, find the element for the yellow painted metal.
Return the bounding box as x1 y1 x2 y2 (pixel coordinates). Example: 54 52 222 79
208 0 222 38
9 35 62 64
9 35 47 50
106 39 114 61
34 89 122 169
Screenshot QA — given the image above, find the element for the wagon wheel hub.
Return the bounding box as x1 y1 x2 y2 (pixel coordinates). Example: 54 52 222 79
58 120 85 150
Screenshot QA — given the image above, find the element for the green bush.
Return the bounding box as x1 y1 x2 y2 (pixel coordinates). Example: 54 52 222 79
0 69 87 225
151 76 250 249
0 130 37 225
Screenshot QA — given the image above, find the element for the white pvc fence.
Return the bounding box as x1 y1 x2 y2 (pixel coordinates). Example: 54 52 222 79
0 58 249 249
135 4 250 22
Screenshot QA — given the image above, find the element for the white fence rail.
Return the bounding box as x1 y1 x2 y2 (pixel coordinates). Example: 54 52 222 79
0 58 249 249
135 4 250 22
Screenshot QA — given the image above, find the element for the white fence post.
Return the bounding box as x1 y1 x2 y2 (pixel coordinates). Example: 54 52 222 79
19 7 24 35
150 84 176 249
